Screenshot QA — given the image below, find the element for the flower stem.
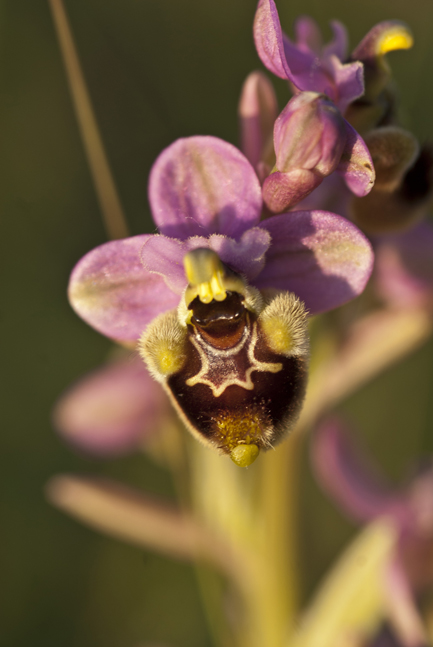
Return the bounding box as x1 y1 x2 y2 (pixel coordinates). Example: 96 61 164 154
48 0 129 240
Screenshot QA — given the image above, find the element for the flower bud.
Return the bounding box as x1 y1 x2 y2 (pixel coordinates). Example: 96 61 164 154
364 127 419 191
346 21 413 133
351 21 413 102
263 92 346 212
238 71 278 175
351 141 433 235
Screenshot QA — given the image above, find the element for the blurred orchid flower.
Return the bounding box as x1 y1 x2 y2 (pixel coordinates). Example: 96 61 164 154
375 223 433 311
53 355 171 456
312 418 432 646
352 137 433 309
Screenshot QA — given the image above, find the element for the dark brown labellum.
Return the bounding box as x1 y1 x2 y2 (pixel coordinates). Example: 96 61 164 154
167 292 308 456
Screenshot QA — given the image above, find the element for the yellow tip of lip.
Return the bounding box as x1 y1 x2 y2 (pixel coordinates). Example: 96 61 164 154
184 248 227 304
379 30 413 55
230 444 260 467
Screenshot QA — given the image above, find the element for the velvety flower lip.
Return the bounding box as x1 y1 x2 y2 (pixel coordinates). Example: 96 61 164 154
253 0 364 113
69 135 374 344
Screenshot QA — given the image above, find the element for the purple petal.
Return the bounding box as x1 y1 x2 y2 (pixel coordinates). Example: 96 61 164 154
325 57 364 114
68 235 180 343
323 20 348 61
53 357 170 456
141 228 272 293
148 136 262 240
337 120 375 196
294 16 322 53
255 211 374 314
311 418 411 524
263 169 322 213
253 0 293 80
238 71 278 170
375 223 433 308
282 35 333 96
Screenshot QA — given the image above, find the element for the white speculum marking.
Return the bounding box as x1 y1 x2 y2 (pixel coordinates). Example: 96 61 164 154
186 321 283 397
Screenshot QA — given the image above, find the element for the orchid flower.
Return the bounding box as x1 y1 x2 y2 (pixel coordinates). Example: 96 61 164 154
66 135 373 465
375 223 433 311
52 355 171 456
312 418 432 647
250 1 417 211
253 1 363 114
253 0 413 120
349 135 433 309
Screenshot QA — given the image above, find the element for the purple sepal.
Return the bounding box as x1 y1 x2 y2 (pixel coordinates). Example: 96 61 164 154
294 15 323 53
141 228 272 294
322 21 348 61
337 120 375 196
148 136 262 240
253 0 293 80
68 235 180 343
324 56 364 115
311 418 411 524
294 17 348 61
53 357 169 456
255 211 374 314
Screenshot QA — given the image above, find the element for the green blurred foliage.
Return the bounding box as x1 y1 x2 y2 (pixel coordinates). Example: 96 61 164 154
1 1 433 645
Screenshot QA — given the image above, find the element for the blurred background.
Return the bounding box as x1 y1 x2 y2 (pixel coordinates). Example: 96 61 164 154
2 1 433 645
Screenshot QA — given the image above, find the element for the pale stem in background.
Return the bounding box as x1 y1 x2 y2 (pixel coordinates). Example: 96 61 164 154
48 0 129 240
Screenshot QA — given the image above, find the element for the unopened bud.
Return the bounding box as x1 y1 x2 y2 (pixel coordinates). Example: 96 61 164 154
238 71 278 171
351 144 433 235
263 92 347 212
346 21 413 133
351 21 413 98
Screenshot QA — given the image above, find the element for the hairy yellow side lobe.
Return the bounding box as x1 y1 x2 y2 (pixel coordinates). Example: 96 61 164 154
138 310 187 382
259 292 309 358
